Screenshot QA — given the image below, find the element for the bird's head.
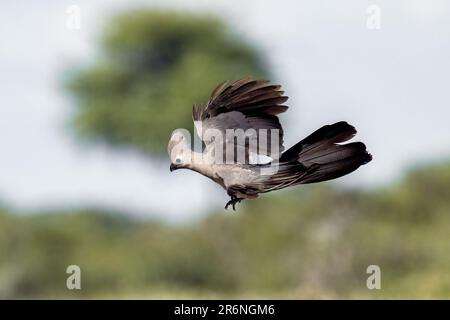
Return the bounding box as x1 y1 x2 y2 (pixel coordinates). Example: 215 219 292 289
168 130 191 172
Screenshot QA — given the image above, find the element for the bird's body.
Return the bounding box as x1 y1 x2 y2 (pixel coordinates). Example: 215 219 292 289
168 78 372 210
179 150 260 194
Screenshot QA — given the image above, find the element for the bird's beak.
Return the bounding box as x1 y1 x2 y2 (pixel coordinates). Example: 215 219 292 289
170 163 178 172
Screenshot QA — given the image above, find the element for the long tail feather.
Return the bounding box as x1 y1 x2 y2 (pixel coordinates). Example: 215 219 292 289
265 121 372 188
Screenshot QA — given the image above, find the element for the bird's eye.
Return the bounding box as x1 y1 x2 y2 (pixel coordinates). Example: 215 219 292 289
175 158 181 164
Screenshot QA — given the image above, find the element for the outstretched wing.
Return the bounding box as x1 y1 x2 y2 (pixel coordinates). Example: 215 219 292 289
192 77 289 163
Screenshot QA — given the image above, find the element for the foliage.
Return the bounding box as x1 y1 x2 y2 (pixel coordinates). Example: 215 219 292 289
1 162 449 299
66 10 269 154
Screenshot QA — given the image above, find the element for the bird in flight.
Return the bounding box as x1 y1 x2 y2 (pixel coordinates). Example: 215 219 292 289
168 78 372 210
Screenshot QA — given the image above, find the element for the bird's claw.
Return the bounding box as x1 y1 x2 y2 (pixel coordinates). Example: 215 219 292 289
224 196 241 211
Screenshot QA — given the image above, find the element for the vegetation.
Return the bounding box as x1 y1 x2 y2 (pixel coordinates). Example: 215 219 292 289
67 10 269 154
1 161 449 299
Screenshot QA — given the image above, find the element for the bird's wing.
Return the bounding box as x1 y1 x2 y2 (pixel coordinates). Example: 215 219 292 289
192 77 288 162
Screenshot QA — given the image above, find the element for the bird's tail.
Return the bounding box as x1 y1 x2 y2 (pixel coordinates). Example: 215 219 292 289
273 121 372 185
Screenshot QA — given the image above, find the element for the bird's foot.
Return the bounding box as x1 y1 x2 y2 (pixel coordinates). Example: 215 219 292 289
224 196 242 211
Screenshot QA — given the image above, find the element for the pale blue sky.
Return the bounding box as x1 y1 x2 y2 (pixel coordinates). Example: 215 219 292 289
0 0 449 221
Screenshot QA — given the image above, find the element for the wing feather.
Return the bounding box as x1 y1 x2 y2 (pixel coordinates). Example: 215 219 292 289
192 78 289 162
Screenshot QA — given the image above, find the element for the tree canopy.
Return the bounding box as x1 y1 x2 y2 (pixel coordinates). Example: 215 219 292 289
67 10 269 154
1 161 450 298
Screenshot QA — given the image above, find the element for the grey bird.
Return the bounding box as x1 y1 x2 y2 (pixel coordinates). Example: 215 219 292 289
168 78 372 210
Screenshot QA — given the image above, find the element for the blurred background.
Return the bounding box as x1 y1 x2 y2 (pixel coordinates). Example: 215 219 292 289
0 0 449 299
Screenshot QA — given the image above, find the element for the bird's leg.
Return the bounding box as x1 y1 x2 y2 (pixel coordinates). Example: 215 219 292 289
224 195 242 211
224 196 235 210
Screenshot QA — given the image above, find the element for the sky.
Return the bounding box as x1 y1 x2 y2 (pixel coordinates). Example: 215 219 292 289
0 0 449 221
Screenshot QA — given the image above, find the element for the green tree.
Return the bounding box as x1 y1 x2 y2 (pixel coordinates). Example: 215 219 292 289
1 161 450 298
67 10 269 154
